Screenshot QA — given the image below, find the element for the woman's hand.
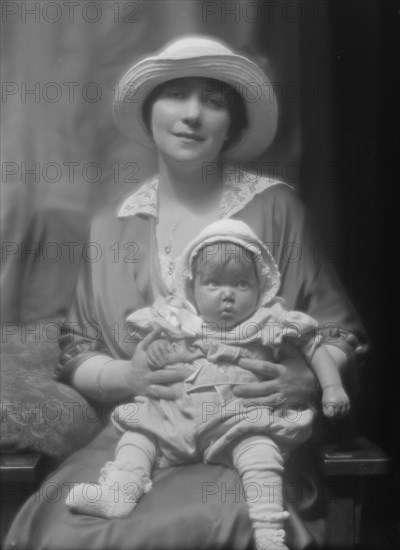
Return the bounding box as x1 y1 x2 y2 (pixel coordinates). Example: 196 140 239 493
234 341 317 408
343 332 369 364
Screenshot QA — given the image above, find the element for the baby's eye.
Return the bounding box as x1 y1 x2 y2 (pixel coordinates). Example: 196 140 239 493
237 281 250 289
206 280 219 288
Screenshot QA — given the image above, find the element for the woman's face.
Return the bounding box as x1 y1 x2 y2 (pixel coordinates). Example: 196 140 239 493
149 77 231 165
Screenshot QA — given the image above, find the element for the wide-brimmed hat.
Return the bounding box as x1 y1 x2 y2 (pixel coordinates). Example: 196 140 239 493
174 219 281 306
113 35 278 162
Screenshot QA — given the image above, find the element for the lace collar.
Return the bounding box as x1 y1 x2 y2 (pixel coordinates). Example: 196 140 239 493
117 166 287 220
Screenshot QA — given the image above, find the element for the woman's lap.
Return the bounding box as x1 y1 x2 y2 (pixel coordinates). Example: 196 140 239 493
5 422 325 549
5 422 254 550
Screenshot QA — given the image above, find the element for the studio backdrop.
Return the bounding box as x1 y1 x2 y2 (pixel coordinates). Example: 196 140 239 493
1 0 306 323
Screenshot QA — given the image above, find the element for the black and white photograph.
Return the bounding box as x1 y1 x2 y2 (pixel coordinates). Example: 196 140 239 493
1 1 398 549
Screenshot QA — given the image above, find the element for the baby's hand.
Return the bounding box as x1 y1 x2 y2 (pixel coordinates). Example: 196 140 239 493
322 385 350 419
206 342 241 363
146 340 175 369
146 339 203 369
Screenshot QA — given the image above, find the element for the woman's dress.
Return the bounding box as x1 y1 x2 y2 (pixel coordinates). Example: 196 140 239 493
5 170 365 550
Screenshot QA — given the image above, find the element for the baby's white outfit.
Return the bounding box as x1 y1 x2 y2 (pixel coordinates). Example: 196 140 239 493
109 296 318 550
113 296 317 468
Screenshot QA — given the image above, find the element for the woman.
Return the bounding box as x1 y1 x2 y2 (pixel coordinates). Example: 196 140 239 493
5 36 365 550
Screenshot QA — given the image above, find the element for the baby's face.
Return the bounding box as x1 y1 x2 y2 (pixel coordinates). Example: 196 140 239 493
193 258 259 330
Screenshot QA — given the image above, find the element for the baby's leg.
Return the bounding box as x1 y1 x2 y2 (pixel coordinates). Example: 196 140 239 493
66 431 156 518
232 435 289 550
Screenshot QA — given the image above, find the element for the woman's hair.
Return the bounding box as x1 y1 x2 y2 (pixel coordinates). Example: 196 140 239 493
142 78 248 152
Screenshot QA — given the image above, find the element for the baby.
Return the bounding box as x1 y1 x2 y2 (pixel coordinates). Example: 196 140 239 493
67 220 349 550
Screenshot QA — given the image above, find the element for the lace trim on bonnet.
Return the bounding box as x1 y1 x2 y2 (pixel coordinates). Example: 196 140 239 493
117 167 289 220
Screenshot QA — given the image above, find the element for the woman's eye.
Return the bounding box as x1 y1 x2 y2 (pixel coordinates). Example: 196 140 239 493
169 91 183 98
205 96 226 109
163 88 185 99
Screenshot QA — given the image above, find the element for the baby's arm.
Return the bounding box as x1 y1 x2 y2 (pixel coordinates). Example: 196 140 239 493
274 304 350 418
146 338 203 369
309 346 350 418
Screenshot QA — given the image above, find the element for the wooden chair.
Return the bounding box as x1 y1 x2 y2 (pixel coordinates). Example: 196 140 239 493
320 436 391 549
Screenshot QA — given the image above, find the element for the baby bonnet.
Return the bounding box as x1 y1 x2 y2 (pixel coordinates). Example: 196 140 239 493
174 219 281 306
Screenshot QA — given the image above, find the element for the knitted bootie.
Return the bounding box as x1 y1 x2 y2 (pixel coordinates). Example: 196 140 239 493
66 461 152 518
253 512 290 550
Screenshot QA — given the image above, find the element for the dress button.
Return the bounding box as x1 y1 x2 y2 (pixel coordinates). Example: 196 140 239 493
218 366 226 374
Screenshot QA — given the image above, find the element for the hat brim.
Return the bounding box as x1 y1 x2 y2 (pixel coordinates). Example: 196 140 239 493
113 55 278 162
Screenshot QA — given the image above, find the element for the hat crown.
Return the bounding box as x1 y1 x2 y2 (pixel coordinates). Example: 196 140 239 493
160 36 233 60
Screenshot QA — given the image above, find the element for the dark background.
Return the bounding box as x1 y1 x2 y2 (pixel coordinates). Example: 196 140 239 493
299 2 398 460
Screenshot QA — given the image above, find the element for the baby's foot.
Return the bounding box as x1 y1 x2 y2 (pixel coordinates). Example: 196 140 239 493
255 534 289 550
66 462 152 518
253 514 289 550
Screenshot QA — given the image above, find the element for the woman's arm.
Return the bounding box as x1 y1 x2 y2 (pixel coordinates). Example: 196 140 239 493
56 213 191 403
71 355 134 403
273 187 367 365
71 352 191 403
